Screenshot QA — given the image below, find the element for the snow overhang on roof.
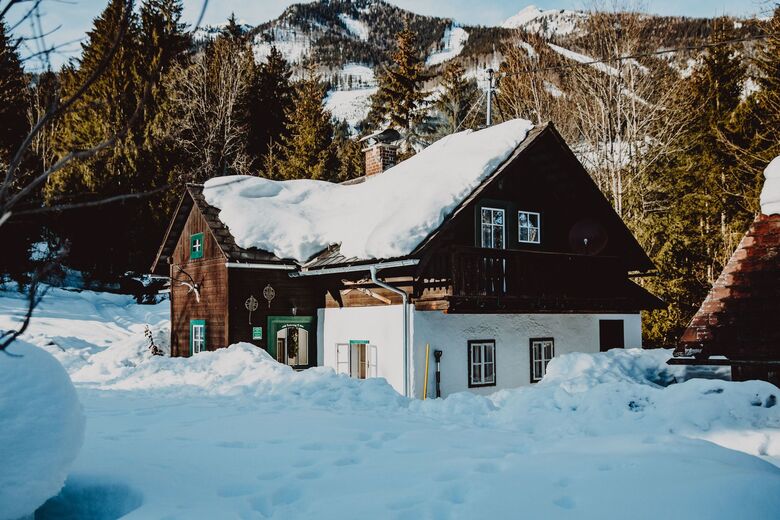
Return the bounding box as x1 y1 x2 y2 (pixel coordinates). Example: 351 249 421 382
202 119 536 264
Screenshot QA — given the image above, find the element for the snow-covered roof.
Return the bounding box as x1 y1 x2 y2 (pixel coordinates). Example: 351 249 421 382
760 155 780 215
203 119 534 263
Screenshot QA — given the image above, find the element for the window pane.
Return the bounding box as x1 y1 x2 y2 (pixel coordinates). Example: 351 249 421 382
494 227 504 249
482 225 492 248
529 213 539 227
519 228 529 242
481 208 491 224
494 210 504 226
544 343 553 359
485 361 494 382
528 228 538 242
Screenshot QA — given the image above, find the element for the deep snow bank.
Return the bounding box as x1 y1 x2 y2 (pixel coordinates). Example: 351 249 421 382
83 343 406 411
0 340 85 520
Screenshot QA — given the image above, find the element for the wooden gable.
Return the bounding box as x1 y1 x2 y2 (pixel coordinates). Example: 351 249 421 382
412 123 653 272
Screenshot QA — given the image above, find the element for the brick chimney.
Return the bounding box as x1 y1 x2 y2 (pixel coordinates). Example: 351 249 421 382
363 143 399 176
360 128 402 177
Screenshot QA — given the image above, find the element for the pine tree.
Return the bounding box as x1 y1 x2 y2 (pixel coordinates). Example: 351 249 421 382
435 61 479 135
727 7 780 186
0 16 39 285
249 46 294 168
45 0 143 279
0 17 28 165
333 120 364 181
275 68 338 181
367 27 426 135
638 36 749 347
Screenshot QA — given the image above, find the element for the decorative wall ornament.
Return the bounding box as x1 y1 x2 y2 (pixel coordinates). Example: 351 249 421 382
245 295 258 324
263 284 276 308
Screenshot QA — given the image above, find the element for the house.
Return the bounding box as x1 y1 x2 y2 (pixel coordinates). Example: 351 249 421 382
151 119 663 398
670 156 780 385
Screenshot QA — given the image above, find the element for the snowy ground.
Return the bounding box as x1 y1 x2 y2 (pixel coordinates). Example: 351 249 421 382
2 286 780 519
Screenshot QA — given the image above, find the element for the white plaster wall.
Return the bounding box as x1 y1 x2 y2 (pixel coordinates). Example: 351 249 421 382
318 305 407 394
410 312 642 398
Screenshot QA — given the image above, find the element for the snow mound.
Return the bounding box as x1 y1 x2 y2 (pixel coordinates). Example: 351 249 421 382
0 341 85 519
87 343 406 410
539 348 683 392
761 155 780 215
426 25 469 66
203 119 534 262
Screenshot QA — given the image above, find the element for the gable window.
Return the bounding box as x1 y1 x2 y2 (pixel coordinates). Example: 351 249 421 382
518 211 541 244
530 338 554 382
190 232 204 259
190 319 206 355
480 207 505 249
468 340 496 387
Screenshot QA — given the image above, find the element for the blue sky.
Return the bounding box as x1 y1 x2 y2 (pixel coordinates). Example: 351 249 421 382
9 0 769 68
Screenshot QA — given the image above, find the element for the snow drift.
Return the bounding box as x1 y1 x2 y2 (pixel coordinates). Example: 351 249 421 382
0 340 85 520
203 119 534 262
761 155 780 215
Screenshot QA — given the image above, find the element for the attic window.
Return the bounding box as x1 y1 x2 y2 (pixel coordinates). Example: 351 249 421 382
190 233 204 259
481 207 505 249
518 211 540 244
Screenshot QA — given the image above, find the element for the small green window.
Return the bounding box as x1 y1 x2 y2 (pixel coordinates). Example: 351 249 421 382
190 232 204 259
190 319 206 355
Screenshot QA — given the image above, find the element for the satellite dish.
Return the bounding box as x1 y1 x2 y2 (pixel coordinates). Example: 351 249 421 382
569 218 608 255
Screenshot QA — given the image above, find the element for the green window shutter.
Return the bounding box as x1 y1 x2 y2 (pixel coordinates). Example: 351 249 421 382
190 233 204 259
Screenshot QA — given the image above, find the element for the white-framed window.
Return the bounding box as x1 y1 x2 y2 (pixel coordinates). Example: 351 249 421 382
480 207 505 249
191 320 206 354
468 340 496 387
335 342 377 379
518 211 541 244
530 338 554 382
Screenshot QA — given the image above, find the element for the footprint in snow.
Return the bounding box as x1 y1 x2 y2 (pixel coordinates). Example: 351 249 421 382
334 455 360 466
296 469 322 480
553 496 575 509
256 470 284 481
271 487 302 506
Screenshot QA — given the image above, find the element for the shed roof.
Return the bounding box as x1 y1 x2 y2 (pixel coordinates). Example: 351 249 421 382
675 213 780 360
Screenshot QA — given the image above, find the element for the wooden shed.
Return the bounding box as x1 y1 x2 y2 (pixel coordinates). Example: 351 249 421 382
670 213 780 384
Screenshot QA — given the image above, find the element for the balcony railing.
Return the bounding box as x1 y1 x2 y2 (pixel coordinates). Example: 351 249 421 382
448 246 626 300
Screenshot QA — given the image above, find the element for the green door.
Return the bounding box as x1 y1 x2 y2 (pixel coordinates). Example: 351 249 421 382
267 316 315 368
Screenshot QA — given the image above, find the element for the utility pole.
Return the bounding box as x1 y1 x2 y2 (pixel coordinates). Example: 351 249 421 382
485 68 496 127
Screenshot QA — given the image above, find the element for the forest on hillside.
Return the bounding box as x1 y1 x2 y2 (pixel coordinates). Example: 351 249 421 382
1 0 779 347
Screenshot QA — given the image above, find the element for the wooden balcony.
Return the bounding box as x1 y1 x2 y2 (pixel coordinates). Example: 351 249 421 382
430 246 654 312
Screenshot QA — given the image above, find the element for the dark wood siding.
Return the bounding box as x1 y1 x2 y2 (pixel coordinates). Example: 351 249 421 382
227 268 324 365
170 206 228 357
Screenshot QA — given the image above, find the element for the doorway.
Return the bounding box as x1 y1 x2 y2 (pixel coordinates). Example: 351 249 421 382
267 316 315 368
276 325 309 367
599 320 625 352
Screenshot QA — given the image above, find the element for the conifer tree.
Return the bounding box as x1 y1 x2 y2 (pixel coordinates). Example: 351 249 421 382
333 120 364 181
727 7 780 183
250 46 294 168
0 17 28 165
435 61 479 135
639 37 748 347
367 27 426 135
45 0 143 278
275 68 338 181
0 16 39 284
